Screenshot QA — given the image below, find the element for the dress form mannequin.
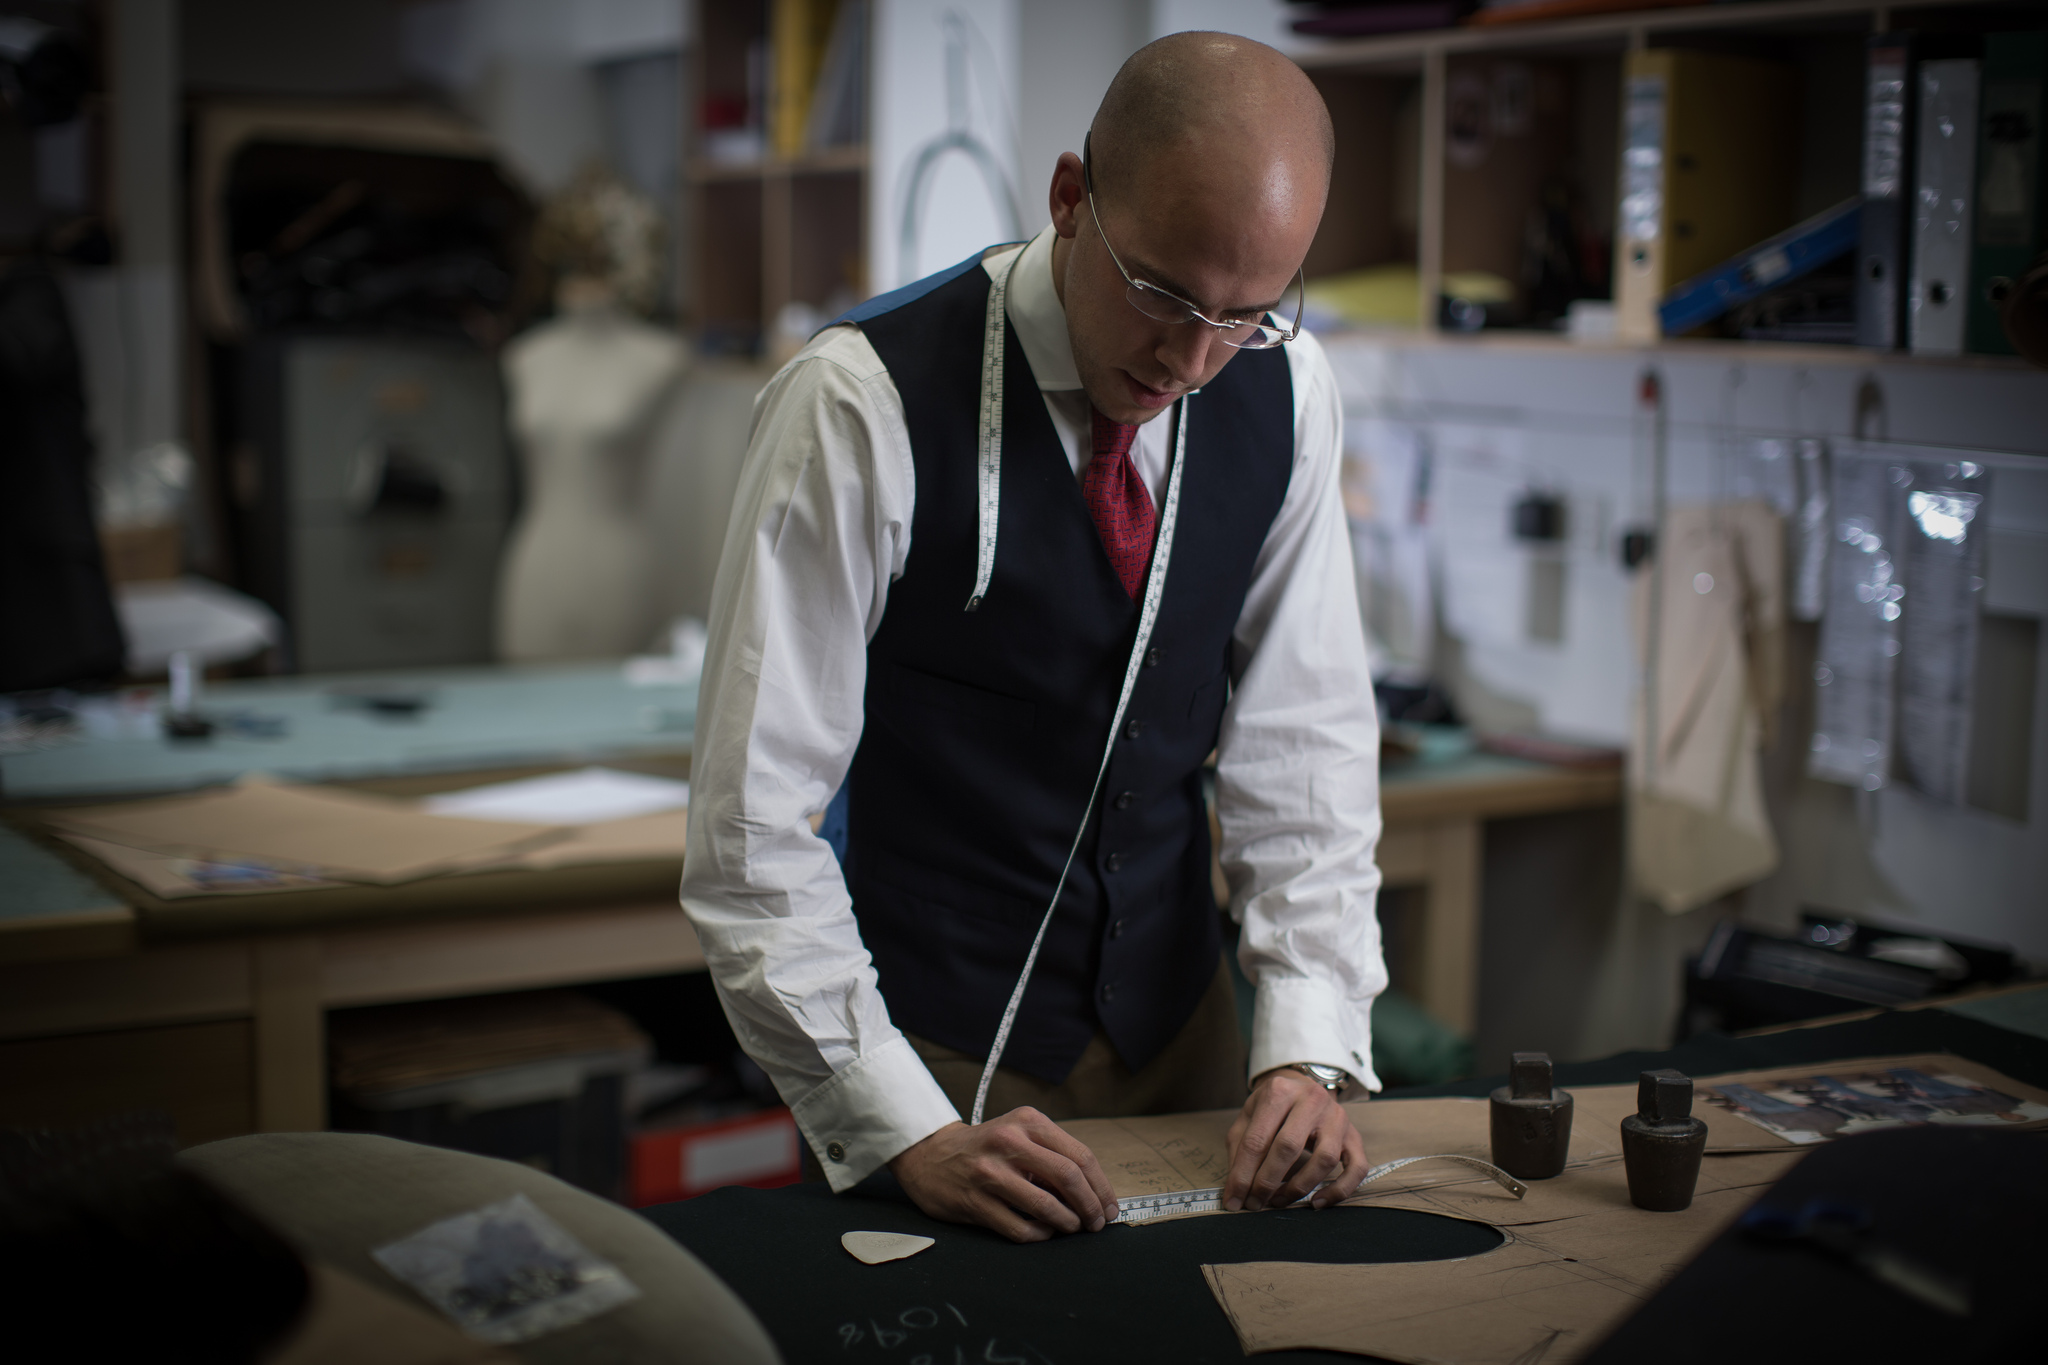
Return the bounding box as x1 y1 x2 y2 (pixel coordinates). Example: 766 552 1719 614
495 274 685 661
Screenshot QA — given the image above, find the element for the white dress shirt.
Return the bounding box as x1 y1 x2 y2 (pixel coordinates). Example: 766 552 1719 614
680 225 1387 1192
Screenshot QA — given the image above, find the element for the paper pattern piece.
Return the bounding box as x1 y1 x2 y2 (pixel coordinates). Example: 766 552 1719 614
55 831 344 898
371 1194 639 1344
1357 1149 1801 1228
424 767 690 824
1064 1109 1235 1200
1072 1057 2043 1215
841 1231 936 1265
489 809 686 869
1188 1054 2048 1361
1703 1064 2048 1145
45 779 565 884
1204 1185 1769 1365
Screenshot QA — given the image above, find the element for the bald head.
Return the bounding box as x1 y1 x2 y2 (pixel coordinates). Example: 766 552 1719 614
1089 32 1333 232
1044 33 1331 424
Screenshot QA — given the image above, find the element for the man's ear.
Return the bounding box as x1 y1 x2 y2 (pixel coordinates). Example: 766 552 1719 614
1048 151 1086 240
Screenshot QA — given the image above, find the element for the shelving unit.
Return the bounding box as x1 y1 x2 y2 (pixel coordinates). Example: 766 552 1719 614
674 0 2040 363
685 1 868 355
1294 0 2045 344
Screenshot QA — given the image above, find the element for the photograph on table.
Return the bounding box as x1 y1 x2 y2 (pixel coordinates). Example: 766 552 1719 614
1704 1067 2048 1145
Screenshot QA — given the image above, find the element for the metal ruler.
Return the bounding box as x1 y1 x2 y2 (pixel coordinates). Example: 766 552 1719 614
1112 1154 1527 1224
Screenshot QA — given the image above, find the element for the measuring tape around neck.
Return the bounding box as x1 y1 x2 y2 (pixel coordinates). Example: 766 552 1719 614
965 246 1192 1126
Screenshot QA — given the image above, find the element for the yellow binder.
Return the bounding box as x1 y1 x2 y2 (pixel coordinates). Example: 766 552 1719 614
770 0 841 161
1614 49 1800 341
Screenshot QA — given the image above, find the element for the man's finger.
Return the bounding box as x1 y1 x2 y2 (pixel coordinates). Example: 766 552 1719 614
1025 1119 1121 1225
1245 1104 1320 1210
1314 1128 1371 1207
985 1162 1084 1235
1224 1099 1289 1210
1009 1144 1108 1231
1271 1112 1348 1208
969 1192 1053 1244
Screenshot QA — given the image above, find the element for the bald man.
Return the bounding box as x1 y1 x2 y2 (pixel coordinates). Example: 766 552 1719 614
682 33 1388 1243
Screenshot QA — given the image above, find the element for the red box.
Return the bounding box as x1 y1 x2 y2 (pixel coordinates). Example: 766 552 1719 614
629 1107 803 1207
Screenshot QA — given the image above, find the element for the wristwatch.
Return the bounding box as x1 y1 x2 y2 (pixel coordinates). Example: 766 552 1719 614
1290 1063 1353 1095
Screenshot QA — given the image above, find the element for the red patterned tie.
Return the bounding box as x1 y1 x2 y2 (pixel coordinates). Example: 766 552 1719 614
1085 407 1156 600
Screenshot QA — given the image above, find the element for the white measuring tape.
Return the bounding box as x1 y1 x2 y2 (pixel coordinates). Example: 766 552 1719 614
1112 1154 1528 1224
966 247 1192 1126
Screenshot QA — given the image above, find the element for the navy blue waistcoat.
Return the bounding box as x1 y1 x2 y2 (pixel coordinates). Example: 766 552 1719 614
842 252 1295 1083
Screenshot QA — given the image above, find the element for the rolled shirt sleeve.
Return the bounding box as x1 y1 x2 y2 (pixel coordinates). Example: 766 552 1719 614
1217 329 1389 1093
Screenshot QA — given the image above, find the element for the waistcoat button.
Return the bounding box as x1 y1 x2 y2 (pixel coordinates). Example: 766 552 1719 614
1145 648 1161 667
1110 918 1127 939
1114 790 1134 810
1105 852 1124 872
1125 719 1143 739
1101 982 1117 1003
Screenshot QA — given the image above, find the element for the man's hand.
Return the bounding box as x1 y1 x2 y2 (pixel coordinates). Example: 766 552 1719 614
889 1108 1122 1244
1224 1068 1370 1211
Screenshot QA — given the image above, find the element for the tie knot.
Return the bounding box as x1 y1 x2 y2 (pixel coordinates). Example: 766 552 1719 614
1091 406 1138 462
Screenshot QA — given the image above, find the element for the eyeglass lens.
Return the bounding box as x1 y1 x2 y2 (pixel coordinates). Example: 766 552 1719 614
1125 283 1291 349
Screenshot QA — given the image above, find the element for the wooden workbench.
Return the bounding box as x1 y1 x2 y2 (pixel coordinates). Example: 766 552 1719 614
0 828 705 1140
0 662 709 1143
2 666 1614 1143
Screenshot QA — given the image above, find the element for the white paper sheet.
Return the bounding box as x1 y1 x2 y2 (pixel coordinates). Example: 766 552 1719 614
1434 430 1530 652
424 767 690 824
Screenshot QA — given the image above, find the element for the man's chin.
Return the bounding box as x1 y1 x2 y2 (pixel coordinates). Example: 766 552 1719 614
1083 371 1178 424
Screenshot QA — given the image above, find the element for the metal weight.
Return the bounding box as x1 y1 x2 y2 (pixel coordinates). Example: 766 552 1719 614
1620 1068 1709 1211
1488 1052 1574 1179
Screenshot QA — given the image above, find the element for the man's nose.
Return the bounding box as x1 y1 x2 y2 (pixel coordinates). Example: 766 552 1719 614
1155 322 1217 388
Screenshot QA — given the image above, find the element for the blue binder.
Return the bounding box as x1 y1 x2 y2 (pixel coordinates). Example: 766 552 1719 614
1658 198 1862 336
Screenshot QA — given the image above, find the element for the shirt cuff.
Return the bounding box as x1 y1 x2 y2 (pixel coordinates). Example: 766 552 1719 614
787 1034 963 1192
1247 975 1383 1095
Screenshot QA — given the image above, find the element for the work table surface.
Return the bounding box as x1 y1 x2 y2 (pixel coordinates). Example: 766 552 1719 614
645 1002 2048 1365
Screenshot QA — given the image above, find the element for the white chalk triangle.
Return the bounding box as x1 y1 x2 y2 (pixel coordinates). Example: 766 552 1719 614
841 1230 935 1265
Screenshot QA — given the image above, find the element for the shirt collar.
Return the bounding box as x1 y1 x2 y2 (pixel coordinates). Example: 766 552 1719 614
989 225 1081 392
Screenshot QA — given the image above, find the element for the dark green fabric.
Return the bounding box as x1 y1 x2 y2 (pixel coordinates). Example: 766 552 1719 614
1584 1125 2046 1363
641 1007 2048 1365
643 1192 1496 1365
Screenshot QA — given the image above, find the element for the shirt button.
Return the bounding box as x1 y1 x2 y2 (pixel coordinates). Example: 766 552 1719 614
1105 852 1124 872
1101 982 1117 1003
1125 719 1144 740
1114 790 1134 810
826 1141 846 1163
1145 648 1161 668
1110 918 1127 939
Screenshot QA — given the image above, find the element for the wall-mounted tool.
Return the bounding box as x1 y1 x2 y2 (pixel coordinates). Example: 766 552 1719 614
1511 491 1567 542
